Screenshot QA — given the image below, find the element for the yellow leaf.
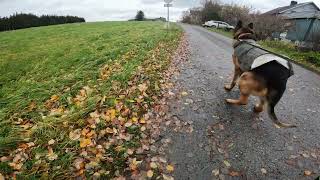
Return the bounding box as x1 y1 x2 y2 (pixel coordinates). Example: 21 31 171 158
81 128 90 136
166 164 174 172
139 118 146 124
109 109 116 119
80 138 91 148
147 170 153 178
50 95 59 101
132 117 138 123
0 173 4 180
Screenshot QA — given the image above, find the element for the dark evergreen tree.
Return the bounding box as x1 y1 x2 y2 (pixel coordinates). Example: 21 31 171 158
0 13 85 32
135 11 145 21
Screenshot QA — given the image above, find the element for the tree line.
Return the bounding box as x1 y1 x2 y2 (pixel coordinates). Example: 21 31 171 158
181 0 286 40
0 13 85 32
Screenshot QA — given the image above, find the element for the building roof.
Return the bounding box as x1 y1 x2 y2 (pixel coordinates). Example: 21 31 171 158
264 2 320 15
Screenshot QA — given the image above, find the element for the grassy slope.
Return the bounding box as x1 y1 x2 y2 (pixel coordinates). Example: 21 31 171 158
0 22 182 178
207 27 320 72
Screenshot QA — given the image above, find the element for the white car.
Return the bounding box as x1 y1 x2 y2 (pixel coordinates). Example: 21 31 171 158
203 21 234 30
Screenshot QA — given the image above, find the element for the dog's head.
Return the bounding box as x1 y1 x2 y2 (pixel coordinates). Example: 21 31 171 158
233 20 256 41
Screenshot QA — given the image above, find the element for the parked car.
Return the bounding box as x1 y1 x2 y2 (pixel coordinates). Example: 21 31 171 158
202 20 234 31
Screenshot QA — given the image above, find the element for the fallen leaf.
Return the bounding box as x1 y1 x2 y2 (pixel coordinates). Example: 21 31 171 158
125 122 132 127
304 170 312 176
150 162 157 169
127 149 134 155
212 169 219 176
166 164 174 172
132 117 138 123
8 162 23 170
147 170 154 178
0 173 4 180
73 158 85 170
80 138 92 148
302 153 310 158
162 174 174 180
229 171 240 176
48 139 55 145
46 147 58 161
69 129 81 141
261 168 267 174
106 127 114 134
138 83 148 92
181 91 188 96
0 156 9 162
51 95 60 101
139 118 146 124
223 160 231 167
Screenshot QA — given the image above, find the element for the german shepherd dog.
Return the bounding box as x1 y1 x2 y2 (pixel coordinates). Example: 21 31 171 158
224 20 296 128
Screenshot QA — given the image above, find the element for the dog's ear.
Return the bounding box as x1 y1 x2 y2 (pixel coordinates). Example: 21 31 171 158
248 22 254 29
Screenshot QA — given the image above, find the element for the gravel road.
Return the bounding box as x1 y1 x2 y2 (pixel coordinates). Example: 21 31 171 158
164 24 320 180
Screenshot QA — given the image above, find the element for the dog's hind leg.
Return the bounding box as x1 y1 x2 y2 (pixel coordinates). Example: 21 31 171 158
267 88 297 128
254 97 266 113
226 72 255 105
225 55 242 91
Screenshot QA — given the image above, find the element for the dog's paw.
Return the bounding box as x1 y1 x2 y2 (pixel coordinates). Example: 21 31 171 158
225 99 233 104
253 105 263 113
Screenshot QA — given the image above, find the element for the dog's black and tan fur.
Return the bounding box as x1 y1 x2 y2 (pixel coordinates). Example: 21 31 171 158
224 20 296 128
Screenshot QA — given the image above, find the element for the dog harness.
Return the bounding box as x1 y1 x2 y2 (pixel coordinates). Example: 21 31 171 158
234 40 294 75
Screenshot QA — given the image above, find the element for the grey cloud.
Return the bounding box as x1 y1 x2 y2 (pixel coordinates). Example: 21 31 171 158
1 0 320 22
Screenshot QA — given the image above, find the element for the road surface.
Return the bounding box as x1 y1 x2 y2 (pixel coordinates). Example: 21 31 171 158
164 24 320 179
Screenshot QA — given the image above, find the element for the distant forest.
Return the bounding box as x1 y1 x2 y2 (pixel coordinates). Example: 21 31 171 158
0 13 85 32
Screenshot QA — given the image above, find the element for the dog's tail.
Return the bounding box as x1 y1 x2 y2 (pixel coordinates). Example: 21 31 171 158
267 88 297 128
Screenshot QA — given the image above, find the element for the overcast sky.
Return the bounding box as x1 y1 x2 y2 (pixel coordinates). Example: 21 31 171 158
0 0 320 22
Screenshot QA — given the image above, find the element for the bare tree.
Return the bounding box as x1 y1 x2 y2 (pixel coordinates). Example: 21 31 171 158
201 0 222 22
219 4 251 25
251 14 287 40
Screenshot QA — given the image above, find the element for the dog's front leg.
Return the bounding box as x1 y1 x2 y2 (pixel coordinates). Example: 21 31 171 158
224 55 241 91
226 93 249 105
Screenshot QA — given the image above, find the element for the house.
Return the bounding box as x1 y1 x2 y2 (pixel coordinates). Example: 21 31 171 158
264 1 320 46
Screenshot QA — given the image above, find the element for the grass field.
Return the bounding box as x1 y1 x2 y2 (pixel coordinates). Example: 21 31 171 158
0 22 182 178
207 27 320 72
206 27 233 38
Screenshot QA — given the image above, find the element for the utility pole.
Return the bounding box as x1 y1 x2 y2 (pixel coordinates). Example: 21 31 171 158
164 0 173 29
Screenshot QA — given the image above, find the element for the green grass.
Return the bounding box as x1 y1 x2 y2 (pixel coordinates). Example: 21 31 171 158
0 21 182 178
259 40 320 71
206 27 233 38
207 27 320 72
